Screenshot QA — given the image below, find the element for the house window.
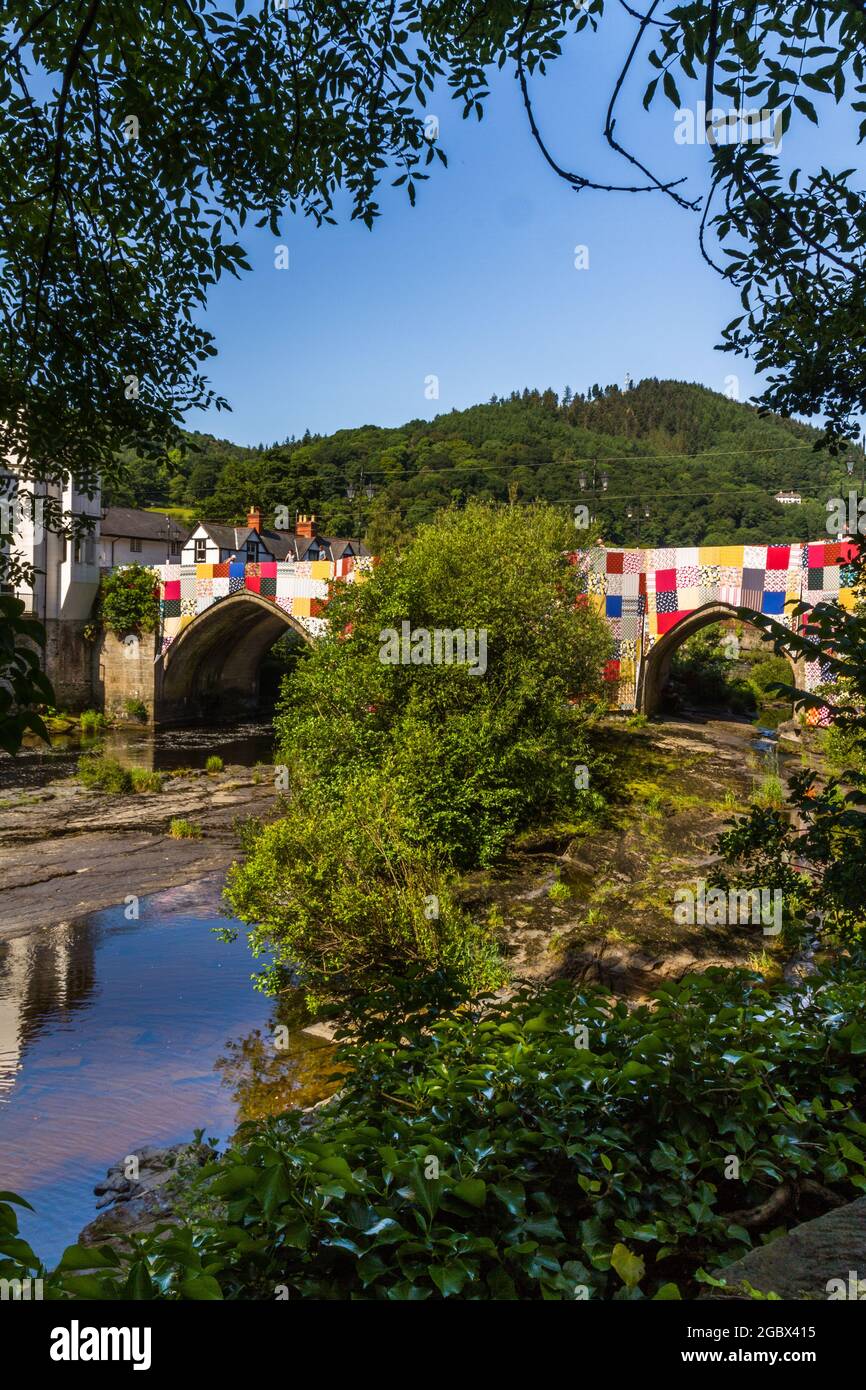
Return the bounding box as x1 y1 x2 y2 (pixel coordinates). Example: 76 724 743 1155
169 539 181 559
307 546 319 560
194 539 207 563
130 537 143 554
246 542 257 563
73 535 95 565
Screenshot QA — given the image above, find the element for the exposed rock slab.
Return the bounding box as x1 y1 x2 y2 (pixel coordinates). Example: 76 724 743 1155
706 1197 866 1300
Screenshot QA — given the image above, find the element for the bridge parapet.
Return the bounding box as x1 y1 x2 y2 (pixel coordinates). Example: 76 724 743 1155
157 555 370 653
577 539 859 717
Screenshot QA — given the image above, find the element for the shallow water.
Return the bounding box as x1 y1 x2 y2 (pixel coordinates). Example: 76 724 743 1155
0 718 276 791
0 875 335 1267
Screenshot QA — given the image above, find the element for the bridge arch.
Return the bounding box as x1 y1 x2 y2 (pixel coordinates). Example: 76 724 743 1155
156 591 313 723
636 602 802 716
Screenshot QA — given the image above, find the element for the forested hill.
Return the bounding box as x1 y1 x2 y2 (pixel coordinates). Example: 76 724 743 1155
110 379 861 550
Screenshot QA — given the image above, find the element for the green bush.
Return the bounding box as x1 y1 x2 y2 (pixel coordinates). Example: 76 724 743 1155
273 502 611 867
823 724 866 777
748 655 792 698
77 754 132 793
205 755 224 774
227 503 610 1002
123 698 148 721
227 772 505 1005
8 962 866 1301
97 564 160 637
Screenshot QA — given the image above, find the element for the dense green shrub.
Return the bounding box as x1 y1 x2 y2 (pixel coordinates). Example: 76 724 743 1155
272 502 610 864
748 655 792 698
228 502 610 1001
227 771 505 1005
96 564 159 637
8 962 866 1301
123 698 148 721
823 724 866 778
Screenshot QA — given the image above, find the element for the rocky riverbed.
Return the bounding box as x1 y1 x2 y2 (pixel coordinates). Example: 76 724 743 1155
0 763 281 938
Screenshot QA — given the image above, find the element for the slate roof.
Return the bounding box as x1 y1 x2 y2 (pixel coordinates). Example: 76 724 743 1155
193 522 370 562
102 507 190 544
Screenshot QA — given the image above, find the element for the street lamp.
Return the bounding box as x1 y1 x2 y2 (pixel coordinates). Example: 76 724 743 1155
346 474 374 550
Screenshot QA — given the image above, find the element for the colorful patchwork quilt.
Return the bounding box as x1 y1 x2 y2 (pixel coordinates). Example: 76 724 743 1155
578 541 858 710
158 556 370 653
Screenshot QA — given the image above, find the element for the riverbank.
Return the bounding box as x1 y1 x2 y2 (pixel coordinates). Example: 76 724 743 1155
460 713 820 995
0 762 281 937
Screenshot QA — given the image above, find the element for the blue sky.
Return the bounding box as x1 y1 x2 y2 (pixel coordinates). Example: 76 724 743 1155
195 10 858 447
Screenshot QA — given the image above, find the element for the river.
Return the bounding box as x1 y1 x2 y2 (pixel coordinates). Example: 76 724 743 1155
0 720 335 1268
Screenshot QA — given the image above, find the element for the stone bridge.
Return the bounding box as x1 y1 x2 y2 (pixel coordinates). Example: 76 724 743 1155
98 555 368 724
580 538 858 717
96 540 857 724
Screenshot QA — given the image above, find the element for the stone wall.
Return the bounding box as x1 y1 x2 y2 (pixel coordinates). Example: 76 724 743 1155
43 619 95 712
94 629 159 721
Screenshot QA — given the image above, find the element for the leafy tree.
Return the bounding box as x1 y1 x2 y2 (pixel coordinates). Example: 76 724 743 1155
716 559 866 945
226 502 610 1001
0 594 52 754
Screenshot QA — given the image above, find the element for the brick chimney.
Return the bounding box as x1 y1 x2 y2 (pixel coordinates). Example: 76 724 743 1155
296 513 318 539
247 506 262 534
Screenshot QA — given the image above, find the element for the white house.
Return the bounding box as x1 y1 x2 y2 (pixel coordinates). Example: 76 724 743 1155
98 507 188 567
2 472 101 623
181 509 368 565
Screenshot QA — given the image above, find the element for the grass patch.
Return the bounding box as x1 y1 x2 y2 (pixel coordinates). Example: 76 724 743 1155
169 818 203 839
77 755 132 793
130 768 164 793
79 709 110 736
205 755 224 774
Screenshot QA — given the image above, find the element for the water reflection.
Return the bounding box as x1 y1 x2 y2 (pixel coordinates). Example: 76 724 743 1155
0 718 277 790
0 875 336 1266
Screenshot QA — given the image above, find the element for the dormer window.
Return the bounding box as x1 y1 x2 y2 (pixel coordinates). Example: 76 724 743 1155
246 540 258 562
194 538 207 563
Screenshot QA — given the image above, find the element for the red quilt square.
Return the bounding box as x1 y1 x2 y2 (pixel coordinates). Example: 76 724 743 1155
213 563 229 578
766 545 790 570
807 543 826 568
840 540 860 565
639 573 647 594
657 611 686 635
603 659 621 682
655 568 676 593
606 551 624 574
245 575 261 593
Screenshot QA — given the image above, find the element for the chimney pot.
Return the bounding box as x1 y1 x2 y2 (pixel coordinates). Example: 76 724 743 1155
247 506 262 534
296 513 318 539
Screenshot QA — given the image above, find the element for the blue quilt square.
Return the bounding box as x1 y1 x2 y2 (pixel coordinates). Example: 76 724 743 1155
761 590 785 615
606 595 622 618
229 562 246 579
